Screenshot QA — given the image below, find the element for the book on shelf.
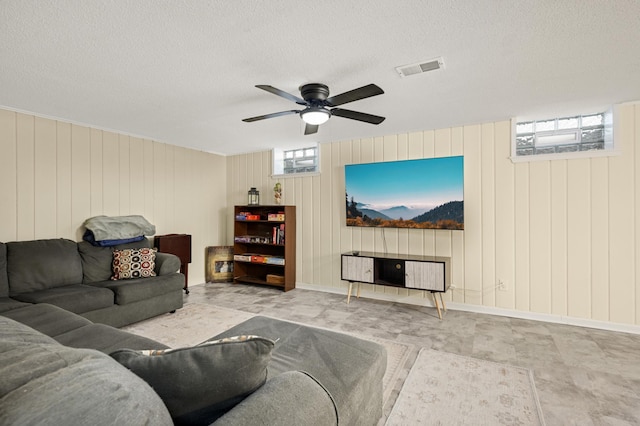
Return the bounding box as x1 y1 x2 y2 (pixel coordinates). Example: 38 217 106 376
233 254 252 262
236 212 261 221
234 229 284 245
265 256 285 265
271 224 285 245
235 235 271 244
233 253 285 265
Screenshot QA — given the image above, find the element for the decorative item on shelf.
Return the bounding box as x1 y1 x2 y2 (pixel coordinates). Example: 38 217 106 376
266 274 285 284
205 246 234 283
267 213 285 221
248 187 260 205
273 182 282 205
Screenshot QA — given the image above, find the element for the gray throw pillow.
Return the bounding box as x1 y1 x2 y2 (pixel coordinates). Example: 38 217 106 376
110 335 274 425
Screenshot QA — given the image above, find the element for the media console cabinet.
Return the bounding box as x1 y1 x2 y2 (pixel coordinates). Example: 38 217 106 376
341 251 451 319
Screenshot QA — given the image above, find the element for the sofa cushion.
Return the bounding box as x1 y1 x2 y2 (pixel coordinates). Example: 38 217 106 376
0 297 30 314
11 285 114 314
79 240 175 283
90 274 183 305
0 316 173 426
155 252 182 275
111 247 157 280
113 237 153 250
78 241 114 283
111 335 274 425
56 323 169 353
80 289 184 328
0 303 93 338
0 313 60 345
0 243 8 297
7 239 83 295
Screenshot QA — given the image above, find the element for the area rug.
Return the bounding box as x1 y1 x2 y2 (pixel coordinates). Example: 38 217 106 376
386 348 546 425
121 302 414 410
121 303 255 348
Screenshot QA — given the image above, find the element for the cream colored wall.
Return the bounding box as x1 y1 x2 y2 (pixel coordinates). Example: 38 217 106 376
0 108 227 286
226 102 640 327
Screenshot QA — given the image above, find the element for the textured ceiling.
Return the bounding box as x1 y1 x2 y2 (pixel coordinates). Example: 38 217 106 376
2 1 640 156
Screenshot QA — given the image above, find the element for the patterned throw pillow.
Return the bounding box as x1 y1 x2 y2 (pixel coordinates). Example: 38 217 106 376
110 335 275 425
111 247 157 280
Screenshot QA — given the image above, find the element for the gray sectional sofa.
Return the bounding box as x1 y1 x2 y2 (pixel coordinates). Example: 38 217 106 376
1 304 386 425
0 237 387 425
0 238 184 327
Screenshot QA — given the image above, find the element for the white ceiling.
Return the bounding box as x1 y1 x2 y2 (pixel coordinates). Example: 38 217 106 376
2 1 640 156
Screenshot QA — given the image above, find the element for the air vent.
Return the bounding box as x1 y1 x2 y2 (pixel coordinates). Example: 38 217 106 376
395 57 445 77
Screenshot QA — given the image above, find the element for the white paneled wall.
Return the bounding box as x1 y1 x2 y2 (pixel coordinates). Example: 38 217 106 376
0 108 227 285
227 103 640 327
7 104 637 327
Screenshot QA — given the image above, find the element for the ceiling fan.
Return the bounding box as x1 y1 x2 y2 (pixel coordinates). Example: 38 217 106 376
242 83 385 135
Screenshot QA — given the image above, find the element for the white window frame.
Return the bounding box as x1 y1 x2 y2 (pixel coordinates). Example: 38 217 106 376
510 106 620 163
272 143 320 177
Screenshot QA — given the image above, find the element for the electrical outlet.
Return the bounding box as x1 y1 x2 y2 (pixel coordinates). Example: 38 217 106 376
497 279 508 291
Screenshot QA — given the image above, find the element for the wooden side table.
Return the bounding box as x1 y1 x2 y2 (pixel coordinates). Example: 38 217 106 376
155 234 192 294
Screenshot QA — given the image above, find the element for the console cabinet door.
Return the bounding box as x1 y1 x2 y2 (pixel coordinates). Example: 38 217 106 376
405 261 445 291
342 256 374 283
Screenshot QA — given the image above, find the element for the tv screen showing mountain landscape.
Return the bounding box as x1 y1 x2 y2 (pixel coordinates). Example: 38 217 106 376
345 156 464 230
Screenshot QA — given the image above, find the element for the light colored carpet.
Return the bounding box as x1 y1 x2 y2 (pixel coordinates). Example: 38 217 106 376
121 303 255 348
386 348 546 426
121 302 413 409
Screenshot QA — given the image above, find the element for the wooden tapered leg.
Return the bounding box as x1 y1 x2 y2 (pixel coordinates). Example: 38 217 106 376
439 292 447 312
431 292 442 320
347 282 353 304
356 283 361 299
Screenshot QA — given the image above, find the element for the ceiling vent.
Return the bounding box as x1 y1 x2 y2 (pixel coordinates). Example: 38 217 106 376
395 57 445 77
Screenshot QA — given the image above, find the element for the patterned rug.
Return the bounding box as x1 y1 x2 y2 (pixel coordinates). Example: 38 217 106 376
121 303 255 348
121 302 414 410
386 348 546 425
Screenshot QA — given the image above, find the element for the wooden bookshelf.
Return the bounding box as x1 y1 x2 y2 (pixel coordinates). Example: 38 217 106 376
233 205 296 291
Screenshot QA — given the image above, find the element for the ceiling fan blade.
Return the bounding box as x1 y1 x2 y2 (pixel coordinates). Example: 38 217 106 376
331 108 385 124
242 110 300 122
256 85 306 105
304 123 319 135
325 84 384 107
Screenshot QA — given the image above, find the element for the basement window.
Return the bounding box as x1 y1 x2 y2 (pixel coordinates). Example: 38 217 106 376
511 108 616 162
272 144 319 177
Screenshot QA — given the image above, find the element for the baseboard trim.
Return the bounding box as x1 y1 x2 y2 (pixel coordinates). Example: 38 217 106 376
296 282 640 336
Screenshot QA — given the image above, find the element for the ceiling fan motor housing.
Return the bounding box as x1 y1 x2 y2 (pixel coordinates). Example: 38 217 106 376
300 83 330 104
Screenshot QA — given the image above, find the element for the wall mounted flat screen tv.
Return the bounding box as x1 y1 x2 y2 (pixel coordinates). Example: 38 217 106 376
345 156 464 230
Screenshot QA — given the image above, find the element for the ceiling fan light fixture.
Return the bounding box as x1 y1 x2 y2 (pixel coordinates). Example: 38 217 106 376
300 107 330 125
